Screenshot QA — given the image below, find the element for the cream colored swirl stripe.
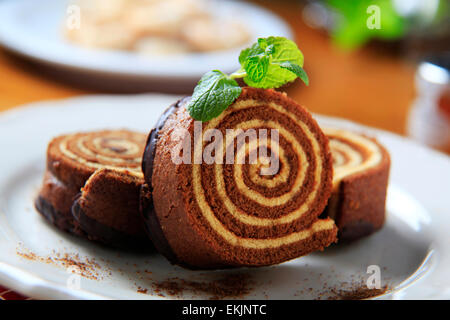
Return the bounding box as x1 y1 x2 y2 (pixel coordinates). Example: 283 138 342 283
59 135 143 178
323 128 382 185
191 100 332 248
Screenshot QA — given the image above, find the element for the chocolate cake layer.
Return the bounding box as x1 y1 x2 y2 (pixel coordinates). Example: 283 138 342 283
322 128 390 241
140 100 185 263
142 87 337 269
36 130 152 250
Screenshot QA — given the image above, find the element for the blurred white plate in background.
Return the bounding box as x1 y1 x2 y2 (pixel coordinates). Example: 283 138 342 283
0 0 292 92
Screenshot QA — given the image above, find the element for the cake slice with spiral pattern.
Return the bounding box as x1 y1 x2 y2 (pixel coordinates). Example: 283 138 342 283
321 128 390 241
141 87 337 269
35 130 152 250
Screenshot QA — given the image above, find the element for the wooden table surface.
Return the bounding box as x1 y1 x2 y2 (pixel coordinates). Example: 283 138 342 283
0 0 416 136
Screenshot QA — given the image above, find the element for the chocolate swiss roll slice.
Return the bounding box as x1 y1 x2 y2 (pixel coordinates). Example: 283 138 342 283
141 87 337 269
36 130 151 250
322 128 390 241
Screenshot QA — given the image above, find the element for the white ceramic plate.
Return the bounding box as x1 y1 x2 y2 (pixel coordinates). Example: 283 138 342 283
0 0 292 92
0 94 449 300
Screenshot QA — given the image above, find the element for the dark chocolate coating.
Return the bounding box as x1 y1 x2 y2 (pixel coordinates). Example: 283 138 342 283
72 196 152 251
36 194 152 251
140 98 189 265
142 97 190 184
35 195 84 236
140 185 180 264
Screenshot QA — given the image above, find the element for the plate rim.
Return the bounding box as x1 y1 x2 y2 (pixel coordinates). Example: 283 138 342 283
0 94 449 300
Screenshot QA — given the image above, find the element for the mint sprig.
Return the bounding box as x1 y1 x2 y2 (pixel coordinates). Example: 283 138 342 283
187 36 309 122
278 62 309 86
188 71 242 122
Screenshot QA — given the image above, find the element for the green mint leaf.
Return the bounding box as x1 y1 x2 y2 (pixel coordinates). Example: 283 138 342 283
258 38 268 49
265 44 275 55
238 43 260 65
278 62 309 86
187 70 242 122
187 36 309 122
244 55 270 82
240 36 306 89
267 37 304 66
238 38 273 65
238 48 251 65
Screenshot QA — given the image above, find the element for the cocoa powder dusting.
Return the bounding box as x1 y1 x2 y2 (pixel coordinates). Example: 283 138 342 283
16 247 102 280
149 274 253 299
137 286 148 294
320 283 389 300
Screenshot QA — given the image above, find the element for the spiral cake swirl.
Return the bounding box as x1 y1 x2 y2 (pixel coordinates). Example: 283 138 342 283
322 128 390 241
58 130 144 178
141 88 337 269
36 130 151 249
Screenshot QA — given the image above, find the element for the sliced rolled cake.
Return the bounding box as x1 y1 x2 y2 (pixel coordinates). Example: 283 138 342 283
322 128 390 241
141 87 337 269
36 130 151 250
